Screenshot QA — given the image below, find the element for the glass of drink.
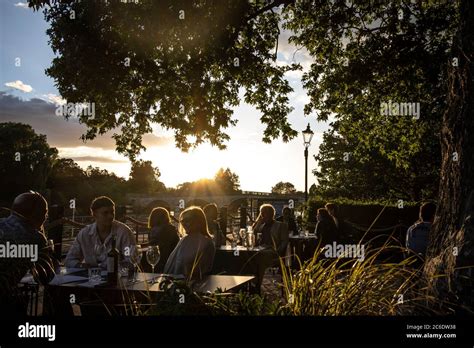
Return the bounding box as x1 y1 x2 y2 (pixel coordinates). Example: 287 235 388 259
146 246 160 283
94 243 107 269
239 228 246 245
88 267 102 284
247 232 255 249
48 239 55 252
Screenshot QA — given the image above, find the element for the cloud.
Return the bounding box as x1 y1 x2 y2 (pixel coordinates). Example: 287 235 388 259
41 93 66 106
69 156 128 164
0 91 173 150
4 80 33 93
14 2 29 9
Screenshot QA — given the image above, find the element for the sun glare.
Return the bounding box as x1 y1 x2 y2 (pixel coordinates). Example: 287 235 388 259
145 144 223 185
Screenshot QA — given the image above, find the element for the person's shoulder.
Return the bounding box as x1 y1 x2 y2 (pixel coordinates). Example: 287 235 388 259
274 220 286 227
77 223 94 235
165 223 178 233
113 220 133 233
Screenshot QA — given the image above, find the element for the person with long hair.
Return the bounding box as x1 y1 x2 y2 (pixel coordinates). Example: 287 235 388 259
203 203 224 247
314 208 338 246
164 206 215 279
148 207 179 272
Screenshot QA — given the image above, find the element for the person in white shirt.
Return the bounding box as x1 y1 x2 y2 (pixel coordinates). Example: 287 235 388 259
164 206 215 280
65 196 135 268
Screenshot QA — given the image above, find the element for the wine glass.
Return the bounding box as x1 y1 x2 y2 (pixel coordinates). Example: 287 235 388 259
48 239 55 252
146 246 160 283
239 228 246 246
128 245 142 283
94 243 106 269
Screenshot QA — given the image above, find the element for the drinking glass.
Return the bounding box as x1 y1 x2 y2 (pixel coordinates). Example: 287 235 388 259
94 243 106 269
129 245 142 282
48 239 55 252
88 267 102 284
146 246 160 283
246 232 255 249
239 228 246 245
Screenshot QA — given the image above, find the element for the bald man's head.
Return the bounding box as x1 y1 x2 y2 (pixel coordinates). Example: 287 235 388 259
12 192 48 229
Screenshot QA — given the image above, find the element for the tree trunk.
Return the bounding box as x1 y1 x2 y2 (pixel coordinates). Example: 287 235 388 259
424 0 474 313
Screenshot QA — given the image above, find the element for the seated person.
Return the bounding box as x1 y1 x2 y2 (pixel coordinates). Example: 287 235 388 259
148 207 179 273
325 203 353 243
0 192 56 315
253 204 289 256
314 208 339 246
65 196 135 268
203 203 225 247
276 206 299 236
406 202 436 259
251 204 289 292
164 206 215 280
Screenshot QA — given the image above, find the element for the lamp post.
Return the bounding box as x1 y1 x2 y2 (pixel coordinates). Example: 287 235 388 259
302 123 314 202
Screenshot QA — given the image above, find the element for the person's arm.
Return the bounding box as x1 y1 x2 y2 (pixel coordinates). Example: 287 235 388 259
31 231 56 284
277 222 289 256
405 227 412 250
201 239 216 275
64 231 84 268
121 224 137 251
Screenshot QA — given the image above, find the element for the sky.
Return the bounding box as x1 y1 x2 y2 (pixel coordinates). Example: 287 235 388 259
0 1 329 192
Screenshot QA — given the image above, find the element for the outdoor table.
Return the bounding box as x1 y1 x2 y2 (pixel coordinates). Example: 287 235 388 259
211 245 267 276
20 267 254 315
289 233 319 267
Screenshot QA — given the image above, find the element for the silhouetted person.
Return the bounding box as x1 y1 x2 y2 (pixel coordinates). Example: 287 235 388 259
325 203 352 243
164 206 215 280
276 206 299 236
252 204 289 292
0 191 56 316
314 208 339 246
65 196 135 268
203 203 224 247
406 202 436 259
148 207 179 272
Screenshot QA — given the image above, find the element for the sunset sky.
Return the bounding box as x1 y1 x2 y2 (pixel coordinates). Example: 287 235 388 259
0 1 328 192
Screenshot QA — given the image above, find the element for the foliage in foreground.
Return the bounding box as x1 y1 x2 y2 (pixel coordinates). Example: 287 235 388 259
141 244 461 316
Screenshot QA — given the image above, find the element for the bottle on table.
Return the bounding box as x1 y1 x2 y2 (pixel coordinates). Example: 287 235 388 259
107 233 119 284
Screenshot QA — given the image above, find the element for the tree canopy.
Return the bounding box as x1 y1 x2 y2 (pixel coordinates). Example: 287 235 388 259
0 122 58 204
30 0 298 160
282 0 458 201
128 160 166 193
271 181 296 194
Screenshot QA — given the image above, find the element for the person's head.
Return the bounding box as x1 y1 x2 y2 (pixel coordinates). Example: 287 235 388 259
11 191 48 230
419 202 436 223
90 196 115 227
203 203 218 222
179 206 212 238
325 203 338 217
148 207 171 229
317 208 331 222
259 204 275 223
282 206 292 219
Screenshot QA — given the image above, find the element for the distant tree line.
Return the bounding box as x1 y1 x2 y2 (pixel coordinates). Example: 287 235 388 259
0 122 242 214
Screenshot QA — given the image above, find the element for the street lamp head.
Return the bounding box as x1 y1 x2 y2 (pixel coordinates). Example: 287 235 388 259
302 123 314 147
